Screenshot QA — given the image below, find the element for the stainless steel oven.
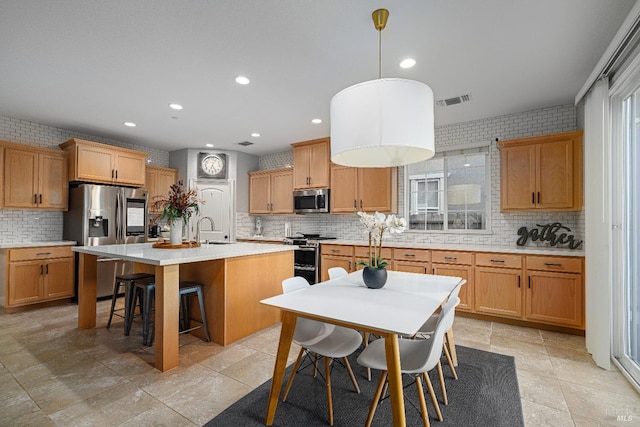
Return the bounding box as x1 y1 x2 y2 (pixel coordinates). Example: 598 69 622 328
283 236 336 284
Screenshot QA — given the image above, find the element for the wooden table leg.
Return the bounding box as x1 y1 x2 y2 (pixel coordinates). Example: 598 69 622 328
384 333 406 427
154 264 180 372
265 311 296 426
77 253 97 329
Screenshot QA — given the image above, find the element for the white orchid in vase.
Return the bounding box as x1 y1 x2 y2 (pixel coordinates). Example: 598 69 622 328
357 211 407 269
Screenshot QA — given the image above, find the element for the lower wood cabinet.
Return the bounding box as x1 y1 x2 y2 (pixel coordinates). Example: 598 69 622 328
1 246 74 311
525 255 584 328
432 251 474 312
319 243 585 331
474 253 523 319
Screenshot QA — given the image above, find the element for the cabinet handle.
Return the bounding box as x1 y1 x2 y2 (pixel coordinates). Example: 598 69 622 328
490 259 505 263
112 169 114 178
40 265 43 275
39 194 42 204
444 256 457 260
360 200 363 208
116 170 118 179
353 200 357 209
405 253 416 257
45 264 49 274
331 249 340 252
348 261 351 269
528 276 531 289
537 192 540 204
36 252 52 256
517 275 521 288
34 194 38 204
544 263 562 267
532 192 535 204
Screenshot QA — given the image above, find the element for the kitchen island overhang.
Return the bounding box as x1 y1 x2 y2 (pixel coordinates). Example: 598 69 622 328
73 242 294 372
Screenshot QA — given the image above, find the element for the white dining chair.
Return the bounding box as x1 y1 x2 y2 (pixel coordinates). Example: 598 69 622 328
414 279 466 399
281 276 363 426
357 296 460 427
327 266 348 280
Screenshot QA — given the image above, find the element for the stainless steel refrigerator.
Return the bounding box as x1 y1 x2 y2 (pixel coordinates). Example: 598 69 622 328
64 183 148 299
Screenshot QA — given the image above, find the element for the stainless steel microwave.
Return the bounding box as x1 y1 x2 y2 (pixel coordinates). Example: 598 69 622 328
293 189 330 214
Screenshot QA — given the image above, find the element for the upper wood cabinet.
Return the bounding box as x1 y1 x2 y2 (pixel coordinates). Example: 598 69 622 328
3 144 67 210
498 130 583 211
331 164 397 213
292 138 330 189
59 138 147 186
146 166 178 212
249 168 293 214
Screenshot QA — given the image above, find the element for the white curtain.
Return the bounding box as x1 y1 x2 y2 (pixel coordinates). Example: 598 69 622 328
583 78 612 369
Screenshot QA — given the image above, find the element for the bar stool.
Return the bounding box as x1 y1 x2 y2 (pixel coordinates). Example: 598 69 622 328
106 272 155 335
136 281 211 346
129 281 156 346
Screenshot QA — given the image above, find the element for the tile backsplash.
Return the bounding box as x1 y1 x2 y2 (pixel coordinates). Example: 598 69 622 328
0 115 170 244
244 104 586 250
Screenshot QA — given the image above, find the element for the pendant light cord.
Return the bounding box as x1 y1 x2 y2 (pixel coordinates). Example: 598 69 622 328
378 27 382 79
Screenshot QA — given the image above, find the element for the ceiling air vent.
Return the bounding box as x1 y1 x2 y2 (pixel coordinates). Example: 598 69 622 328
237 141 254 146
436 93 472 107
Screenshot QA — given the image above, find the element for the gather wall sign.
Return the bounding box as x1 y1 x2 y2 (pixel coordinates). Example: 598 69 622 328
516 222 583 250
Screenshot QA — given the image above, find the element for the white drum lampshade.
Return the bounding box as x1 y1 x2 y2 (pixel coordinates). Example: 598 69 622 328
330 78 435 167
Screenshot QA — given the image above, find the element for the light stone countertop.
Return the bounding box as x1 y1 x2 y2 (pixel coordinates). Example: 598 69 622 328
0 240 77 249
72 242 294 266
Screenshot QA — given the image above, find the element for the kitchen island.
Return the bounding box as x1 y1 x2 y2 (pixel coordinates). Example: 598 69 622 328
73 242 294 371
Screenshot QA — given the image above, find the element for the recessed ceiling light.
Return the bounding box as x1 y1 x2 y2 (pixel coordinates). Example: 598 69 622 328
251 132 261 138
399 58 416 69
205 143 214 148
464 163 471 167
169 103 183 110
123 122 136 127
311 118 322 124
235 75 250 85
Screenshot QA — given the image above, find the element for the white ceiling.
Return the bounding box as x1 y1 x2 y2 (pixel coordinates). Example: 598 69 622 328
0 1 634 156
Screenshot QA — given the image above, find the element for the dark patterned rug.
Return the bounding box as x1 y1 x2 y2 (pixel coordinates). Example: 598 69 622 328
205 346 523 427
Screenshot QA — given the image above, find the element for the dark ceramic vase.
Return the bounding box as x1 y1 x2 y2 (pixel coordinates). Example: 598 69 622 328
363 266 388 289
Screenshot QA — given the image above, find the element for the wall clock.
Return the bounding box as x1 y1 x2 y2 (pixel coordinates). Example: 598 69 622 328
198 153 227 178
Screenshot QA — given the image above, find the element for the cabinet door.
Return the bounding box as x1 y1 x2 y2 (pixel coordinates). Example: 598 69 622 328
393 260 430 274
38 153 67 209
308 142 330 188
500 145 536 210
146 169 158 210
432 264 473 312
475 267 522 318
114 152 146 186
4 149 37 208
8 260 43 306
43 257 75 300
526 271 583 328
156 169 177 199
321 255 353 281
358 167 394 212
536 140 573 209
249 173 271 214
330 165 358 213
270 170 293 214
293 145 311 189
76 144 115 182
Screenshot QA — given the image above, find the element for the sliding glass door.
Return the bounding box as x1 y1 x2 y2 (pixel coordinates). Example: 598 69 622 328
612 66 640 386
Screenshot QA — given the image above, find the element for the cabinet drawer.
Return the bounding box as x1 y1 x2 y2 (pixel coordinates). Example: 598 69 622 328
354 246 392 260
432 251 473 265
393 248 430 262
321 244 354 256
475 253 522 269
526 256 582 273
9 246 73 262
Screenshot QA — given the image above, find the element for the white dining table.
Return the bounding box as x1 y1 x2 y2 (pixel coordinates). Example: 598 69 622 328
260 270 464 427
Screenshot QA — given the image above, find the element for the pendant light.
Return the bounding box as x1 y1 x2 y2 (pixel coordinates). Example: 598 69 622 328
330 9 435 167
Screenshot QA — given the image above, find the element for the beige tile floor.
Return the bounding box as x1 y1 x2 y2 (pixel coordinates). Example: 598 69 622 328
0 300 639 426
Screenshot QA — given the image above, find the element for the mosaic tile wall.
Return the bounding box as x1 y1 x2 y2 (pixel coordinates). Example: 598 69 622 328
0 115 170 244
245 104 586 250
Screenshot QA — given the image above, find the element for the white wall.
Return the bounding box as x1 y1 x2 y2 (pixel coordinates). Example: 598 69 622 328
0 115 170 245
243 104 585 250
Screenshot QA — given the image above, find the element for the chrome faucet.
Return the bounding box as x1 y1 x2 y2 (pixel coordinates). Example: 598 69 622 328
196 216 215 243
